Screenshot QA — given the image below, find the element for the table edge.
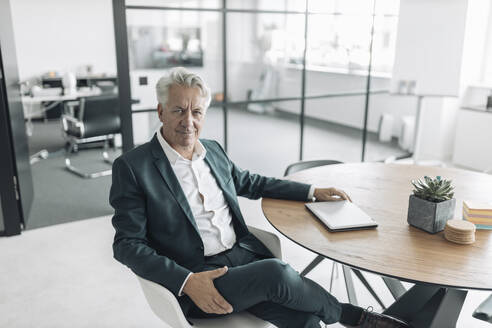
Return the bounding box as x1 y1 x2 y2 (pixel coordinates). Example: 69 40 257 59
261 197 492 291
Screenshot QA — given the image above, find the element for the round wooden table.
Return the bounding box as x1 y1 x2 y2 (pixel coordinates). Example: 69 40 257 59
261 163 492 327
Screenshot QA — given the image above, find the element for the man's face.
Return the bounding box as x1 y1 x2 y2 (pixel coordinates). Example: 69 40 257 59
158 84 207 150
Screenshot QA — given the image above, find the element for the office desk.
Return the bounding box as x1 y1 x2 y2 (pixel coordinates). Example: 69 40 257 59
21 88 103 104
22 88 102 136
262 163 492 327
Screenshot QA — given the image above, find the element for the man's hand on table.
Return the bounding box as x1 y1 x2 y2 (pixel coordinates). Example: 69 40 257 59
182 266 233 314
314 187 352 202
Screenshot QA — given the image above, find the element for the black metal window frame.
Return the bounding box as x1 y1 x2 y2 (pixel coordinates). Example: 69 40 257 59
113 0 382 162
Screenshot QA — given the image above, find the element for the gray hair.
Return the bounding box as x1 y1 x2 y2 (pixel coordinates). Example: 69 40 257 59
156 67 211 108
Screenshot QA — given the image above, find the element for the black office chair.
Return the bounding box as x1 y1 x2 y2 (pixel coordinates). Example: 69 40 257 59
284 160 343 177
62 94 120 178
284 159 404 308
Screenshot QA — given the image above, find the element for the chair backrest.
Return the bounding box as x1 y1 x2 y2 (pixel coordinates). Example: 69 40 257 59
284 159 343 177
80 94 121 138
247 225 282 260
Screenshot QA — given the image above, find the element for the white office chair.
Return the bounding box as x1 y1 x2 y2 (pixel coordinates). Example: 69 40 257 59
136 225 280 328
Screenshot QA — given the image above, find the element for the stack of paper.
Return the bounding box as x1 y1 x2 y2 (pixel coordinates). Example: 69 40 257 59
463 201 492 230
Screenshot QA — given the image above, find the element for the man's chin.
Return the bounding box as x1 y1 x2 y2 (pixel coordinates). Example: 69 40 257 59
178 137 197 147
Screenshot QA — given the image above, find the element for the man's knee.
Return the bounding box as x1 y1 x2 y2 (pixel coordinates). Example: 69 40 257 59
261 259 298 287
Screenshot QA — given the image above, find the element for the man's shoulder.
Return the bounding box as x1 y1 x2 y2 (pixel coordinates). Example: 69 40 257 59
200 138 223 153
114 140 154 166
200 138 219 147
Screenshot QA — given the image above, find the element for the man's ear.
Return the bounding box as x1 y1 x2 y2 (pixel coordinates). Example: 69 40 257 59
157 103 164 121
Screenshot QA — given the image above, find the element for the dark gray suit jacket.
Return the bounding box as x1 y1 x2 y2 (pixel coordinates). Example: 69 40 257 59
110 135 310 310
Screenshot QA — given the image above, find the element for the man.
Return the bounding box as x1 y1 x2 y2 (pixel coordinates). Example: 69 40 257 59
110 67 409 328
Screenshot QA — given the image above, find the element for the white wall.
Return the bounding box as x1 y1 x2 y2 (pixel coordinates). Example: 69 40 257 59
460 0 490 88
415 0 491 161
480 0 492 83
10 0 116 81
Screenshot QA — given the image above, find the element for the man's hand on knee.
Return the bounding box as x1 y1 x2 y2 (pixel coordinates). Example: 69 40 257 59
183 266 233 314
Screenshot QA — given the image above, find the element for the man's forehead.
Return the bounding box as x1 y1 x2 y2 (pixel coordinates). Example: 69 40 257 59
168 85 206 107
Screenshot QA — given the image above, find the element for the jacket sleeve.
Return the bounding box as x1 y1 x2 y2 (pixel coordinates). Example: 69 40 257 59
214 141 311 201
110 157 191 296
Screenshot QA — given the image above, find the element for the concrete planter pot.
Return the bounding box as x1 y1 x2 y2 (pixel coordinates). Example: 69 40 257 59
407 195 456 233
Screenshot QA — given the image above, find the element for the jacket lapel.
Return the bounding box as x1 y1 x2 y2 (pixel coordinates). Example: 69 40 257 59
204 148 247 235
204 155 228 193
150 136 200 236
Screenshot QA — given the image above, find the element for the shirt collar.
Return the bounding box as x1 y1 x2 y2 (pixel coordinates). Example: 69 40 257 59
157 128 206 165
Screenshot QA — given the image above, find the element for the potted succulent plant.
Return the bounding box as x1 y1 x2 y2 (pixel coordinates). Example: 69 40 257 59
407 176 456 233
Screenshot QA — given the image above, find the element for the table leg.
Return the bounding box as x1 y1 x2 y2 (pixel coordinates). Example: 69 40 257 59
384 284 467 327
330 264 401 309
382 276 407 300
329 262 337 292
351 269 386 309
300 255 324 276
342 265 358 305
384 284 440 320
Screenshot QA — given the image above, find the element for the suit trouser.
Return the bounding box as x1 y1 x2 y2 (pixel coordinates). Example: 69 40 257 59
187 244 342 328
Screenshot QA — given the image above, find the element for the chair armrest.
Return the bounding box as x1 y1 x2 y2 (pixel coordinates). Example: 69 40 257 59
247 225 282 260
61 114 84 137
61 114 80 124
136 275 192 328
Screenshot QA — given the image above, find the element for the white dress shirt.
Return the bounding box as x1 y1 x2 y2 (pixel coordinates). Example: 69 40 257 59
157 131 315 295
157 131 237 257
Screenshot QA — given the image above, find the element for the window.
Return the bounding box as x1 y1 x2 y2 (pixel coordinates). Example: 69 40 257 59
261 0 401 75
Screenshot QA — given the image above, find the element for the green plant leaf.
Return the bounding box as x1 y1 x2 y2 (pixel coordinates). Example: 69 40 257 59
410 175 454 202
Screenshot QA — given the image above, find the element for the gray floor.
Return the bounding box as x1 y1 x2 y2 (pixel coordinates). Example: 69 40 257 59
26 120 118 229
25 109 405 230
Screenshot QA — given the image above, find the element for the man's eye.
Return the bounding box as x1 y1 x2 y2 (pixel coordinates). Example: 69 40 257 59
193 110 202 115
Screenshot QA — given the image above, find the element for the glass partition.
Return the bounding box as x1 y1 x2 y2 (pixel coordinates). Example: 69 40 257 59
126 8 224 145
199 105 225 147
226 11 304 176
118 0 404 168
126 0 221 8
11 0 121 229
303 9 369 163
303 97 364 163
227 100 301 178
363 2 410 162
226 12 304 103
227 0 305 12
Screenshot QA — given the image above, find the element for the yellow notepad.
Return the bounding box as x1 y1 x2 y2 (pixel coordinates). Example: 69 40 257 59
463 201 492 215
463 209 492 226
